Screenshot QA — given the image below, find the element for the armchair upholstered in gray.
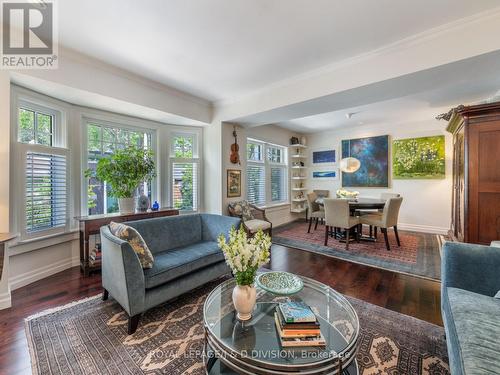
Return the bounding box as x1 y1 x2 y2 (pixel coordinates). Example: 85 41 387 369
100 213 240 334
441 241 500 375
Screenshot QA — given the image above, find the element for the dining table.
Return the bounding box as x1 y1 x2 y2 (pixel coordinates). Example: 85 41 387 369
315 197 386 242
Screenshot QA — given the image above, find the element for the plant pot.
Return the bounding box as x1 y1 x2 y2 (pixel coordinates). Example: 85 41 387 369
232 284 256 321
118 197 135 214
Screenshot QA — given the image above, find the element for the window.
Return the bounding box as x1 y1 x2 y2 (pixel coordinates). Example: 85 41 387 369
14 99 68 239
246 139 288 206
86 121 153 215
25 151 67 233
170 133 200 211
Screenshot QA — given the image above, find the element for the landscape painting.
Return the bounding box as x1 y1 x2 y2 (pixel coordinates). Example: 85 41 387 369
312 149 335 164
393 135 445 179
341 135 389 187
312 170 337 179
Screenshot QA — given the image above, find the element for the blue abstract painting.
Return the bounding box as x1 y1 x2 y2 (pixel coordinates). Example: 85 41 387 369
312 149 336 164
312 170 336 178
341 135 389 187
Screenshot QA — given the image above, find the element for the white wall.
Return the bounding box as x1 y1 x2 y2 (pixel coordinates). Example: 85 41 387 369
221 123 303 226
0 72 11 308
305 120 452 234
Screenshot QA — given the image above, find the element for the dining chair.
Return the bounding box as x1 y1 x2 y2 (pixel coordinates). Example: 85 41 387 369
359 197 403 251
323 198 360 250
306 192 325 233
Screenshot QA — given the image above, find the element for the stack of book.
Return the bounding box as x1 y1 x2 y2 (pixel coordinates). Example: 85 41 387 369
274 301 326 347
89 245 102 266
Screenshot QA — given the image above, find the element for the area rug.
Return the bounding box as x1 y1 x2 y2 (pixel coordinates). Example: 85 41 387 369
26 279 449 375
273 221 442 280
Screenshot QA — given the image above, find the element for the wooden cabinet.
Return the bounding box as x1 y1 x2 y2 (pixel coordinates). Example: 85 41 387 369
447 102 500 244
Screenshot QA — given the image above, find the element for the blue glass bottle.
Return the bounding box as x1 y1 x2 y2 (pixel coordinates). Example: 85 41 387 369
152 200 160 211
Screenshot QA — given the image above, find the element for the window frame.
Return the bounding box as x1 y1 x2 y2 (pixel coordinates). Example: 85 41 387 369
12 95 70 241
169 130 201 212
246 138 288 207
81 116 158 216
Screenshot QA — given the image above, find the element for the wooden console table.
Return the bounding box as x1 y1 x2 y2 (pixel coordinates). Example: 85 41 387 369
75 208 179 276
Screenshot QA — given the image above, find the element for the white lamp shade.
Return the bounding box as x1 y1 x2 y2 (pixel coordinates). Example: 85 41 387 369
340 157 361 173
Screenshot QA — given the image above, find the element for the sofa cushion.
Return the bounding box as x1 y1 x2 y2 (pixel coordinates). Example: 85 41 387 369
109 221 154 269
229 201 254 221
143 241 223 289
127 214 202 254
444 287 500 375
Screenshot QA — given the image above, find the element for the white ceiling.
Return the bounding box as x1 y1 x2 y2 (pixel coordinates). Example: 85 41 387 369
59 0 500 103
278 74 500 133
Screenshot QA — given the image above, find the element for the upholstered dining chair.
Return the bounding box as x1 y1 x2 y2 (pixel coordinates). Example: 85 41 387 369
306 192 325 233
359 197 403 251
228 200 272 238
323 198 360 250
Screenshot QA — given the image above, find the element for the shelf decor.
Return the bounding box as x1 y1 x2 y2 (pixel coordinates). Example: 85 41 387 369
341 135 389 187
392 136 445 179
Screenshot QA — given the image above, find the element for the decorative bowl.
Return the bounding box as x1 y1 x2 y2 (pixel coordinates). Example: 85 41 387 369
255 272 304 295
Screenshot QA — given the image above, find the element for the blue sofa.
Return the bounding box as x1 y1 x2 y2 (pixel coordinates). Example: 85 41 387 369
100 213 240 334
441 241 500 375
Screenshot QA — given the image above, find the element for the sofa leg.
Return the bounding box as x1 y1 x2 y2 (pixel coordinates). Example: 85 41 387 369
102 288 109 301
128 314 141 335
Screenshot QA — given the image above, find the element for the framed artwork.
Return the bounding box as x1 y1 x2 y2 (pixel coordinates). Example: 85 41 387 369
312 149 336 164
312 169 338 180
227 169 241 197
393 135 445 179
341 135 389 187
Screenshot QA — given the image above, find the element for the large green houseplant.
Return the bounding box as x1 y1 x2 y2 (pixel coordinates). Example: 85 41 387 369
86 146 156 214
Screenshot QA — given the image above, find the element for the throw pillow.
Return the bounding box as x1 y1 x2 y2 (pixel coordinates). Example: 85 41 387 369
109 222 154 269
495 291 500 299
230 201 254 221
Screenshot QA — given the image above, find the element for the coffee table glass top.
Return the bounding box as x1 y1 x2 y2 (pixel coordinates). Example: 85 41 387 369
204 275 359 370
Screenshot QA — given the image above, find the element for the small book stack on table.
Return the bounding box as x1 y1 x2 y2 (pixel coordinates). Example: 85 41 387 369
274 301 326 347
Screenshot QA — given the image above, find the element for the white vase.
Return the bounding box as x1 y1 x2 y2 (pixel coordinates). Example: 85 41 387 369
118 197 135 214
232 285 256 321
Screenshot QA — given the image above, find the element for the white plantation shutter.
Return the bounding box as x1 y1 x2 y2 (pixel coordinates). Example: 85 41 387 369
172 161 198 211
271 166 287 202
25 150 68 234
246 164 265 206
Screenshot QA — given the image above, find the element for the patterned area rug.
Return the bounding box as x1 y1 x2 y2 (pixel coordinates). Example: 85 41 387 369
25 278 449 375
273 221 442 280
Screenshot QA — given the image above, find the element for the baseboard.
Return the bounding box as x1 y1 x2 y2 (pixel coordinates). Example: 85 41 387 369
0 290 11 309
398 223 449 235
9 255 80 291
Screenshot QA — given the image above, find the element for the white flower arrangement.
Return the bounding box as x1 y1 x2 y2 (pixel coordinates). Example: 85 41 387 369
217 226 271 286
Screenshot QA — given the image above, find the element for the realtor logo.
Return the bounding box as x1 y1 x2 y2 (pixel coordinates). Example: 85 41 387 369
1 0 58 69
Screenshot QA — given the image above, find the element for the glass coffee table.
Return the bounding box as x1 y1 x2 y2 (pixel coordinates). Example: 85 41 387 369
203 275 359 374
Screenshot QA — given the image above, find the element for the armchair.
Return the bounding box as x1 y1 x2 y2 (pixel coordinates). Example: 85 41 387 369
228 200 272 238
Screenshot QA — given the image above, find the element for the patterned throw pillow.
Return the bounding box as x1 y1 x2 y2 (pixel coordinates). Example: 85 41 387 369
230 201 254 221
109 222 154 269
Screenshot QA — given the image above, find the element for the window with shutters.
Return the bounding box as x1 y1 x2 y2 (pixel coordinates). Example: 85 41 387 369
170 132 200 211
15 100 69 239
246 139 288 206
85 120 154 215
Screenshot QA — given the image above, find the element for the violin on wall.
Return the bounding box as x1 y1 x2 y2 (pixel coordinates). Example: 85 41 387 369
230 127 240 165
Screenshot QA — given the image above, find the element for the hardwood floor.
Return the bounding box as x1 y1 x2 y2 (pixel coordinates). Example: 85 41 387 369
0 244 442 375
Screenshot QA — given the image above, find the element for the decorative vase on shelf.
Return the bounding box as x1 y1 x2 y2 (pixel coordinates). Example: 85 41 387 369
232 285 257 321
218 227 271 322
118 197 135 214
300 136 307 146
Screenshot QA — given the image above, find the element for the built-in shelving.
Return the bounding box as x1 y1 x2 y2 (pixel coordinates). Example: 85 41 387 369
289 144 308 216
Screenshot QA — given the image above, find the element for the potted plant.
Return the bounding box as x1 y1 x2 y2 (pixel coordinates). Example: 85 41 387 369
218 227 271 320
85 146 156 214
